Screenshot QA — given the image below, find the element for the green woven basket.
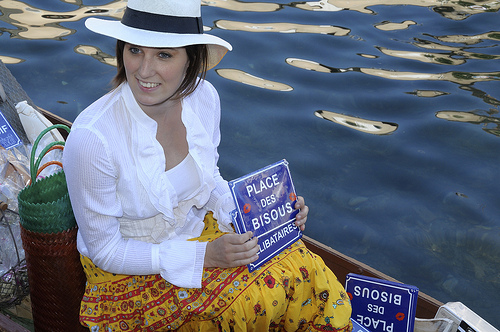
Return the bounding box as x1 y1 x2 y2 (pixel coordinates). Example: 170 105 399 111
17 124 74 234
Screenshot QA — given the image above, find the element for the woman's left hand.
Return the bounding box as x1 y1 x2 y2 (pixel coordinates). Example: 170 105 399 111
294 196 308 231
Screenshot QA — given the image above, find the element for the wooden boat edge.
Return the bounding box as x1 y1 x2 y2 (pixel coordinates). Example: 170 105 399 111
301 234 442 319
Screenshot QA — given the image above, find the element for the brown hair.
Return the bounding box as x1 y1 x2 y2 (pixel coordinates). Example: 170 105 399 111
112 40 208 100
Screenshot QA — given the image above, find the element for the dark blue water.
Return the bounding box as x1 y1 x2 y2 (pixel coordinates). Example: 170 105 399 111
2 0 499 329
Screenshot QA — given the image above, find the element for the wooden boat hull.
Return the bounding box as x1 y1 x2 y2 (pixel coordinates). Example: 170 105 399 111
302 235 441 319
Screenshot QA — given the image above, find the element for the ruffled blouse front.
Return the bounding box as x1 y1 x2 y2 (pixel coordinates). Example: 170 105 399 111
122 82 218 239
63 80 235 288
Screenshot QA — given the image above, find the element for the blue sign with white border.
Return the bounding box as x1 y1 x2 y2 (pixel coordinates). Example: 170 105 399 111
0 110 21 150
345 273 418 332
229 159 301 271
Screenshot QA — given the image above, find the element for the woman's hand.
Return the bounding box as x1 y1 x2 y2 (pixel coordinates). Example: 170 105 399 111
204 195 308 268
294 196 308 231
204 231 259 268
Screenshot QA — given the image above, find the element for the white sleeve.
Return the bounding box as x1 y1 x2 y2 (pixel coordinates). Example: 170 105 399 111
64 127 206 288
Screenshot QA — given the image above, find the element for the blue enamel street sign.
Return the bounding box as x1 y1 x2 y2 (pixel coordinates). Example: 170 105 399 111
0 110 21 150
346 273 419 332
229 159 301 272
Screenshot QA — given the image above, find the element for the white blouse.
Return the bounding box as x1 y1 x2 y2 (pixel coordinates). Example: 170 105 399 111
63 80 235 288
166 154 201 202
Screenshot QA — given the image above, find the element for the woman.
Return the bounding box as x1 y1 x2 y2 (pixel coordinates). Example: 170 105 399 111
63 0 352 331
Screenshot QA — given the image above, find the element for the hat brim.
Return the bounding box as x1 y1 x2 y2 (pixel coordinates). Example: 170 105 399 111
85 17 232 70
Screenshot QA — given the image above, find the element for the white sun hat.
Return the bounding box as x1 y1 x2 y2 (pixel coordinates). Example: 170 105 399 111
85 0 232 69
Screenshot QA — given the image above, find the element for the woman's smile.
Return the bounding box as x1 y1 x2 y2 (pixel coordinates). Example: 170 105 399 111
138 80 161 89
124 44 189 112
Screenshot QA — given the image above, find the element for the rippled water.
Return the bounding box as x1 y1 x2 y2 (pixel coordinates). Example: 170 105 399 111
1 0 499 328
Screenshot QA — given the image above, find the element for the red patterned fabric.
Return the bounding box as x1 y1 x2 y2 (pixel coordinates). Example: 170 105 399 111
79 213 353 331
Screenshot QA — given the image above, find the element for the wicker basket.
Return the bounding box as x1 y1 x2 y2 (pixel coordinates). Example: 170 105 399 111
17 125 87 331
20 225 86 331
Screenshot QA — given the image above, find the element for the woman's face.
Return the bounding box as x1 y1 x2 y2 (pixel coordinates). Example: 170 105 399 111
123 43 189 110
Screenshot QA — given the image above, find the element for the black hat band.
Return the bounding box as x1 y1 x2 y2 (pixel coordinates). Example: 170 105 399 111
122 7 203 34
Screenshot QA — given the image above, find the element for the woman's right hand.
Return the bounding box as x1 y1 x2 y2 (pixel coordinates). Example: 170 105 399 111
204 231 259 268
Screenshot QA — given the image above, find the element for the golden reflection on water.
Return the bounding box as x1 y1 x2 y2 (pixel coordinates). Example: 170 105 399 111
286 57 500 85
374 20 417 31
434 31 500 45
0 0 124 40
215 20 350 35
377 47 466 66
202 0 281 12
292 0 500 19
0 55 22 64
74 45 117 67
413 37 500 61
406 90 449 98
216 69 293 91
315 110 398 135
0 0 499 135
437 110 500 136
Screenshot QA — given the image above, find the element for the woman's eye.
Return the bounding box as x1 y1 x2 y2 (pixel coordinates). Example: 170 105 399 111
158 52 172 59
128 47 140 54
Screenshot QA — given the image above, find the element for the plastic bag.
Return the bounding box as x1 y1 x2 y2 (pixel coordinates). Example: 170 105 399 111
0 145 30 212
16 101 64 179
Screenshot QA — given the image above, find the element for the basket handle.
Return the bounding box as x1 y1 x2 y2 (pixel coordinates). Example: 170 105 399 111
30 124 71 182
27 146 64 185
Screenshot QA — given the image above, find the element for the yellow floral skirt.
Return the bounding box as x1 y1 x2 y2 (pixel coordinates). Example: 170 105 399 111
79 213 352 331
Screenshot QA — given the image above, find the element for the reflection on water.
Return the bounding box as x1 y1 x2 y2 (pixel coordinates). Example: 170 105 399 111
0 55 22 64
287 57 500 84
293 0 500 19
374 20 417 31
355 68 499 85
377 46 467 66
461 85 500 107
434 31 500 45
407 90 450 98
1 0 500 328
216 20 350 35
0 0 124 40
1 1 498 110
315 110 398 135
203 0 281 12
216 69 293 91
437 110 500 136
75 45 116 67
413 37 500 61
286 55 500 137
